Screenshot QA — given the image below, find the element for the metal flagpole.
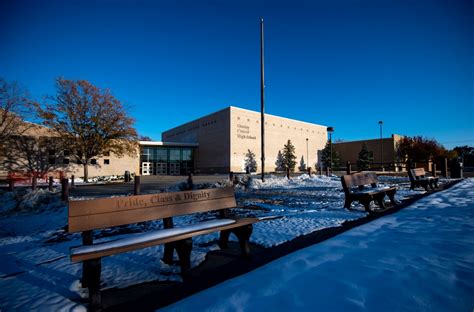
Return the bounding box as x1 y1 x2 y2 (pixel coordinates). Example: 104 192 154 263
260 17 265 182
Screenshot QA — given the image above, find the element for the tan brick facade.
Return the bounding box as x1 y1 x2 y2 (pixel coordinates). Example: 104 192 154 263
0 122 138 180
334 134 404 170
162 106 328 173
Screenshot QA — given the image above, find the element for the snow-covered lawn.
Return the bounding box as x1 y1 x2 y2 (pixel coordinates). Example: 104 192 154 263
0 174 448 311
164 178 474 312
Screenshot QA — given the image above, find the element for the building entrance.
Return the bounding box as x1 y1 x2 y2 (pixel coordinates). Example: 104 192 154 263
155 162 167 175
142 162 153 175
140 145 194 176
169 163 180 175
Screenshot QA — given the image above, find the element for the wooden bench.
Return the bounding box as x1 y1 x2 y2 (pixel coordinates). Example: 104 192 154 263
68 187 262 309
408 168 439 191
341 172 397 213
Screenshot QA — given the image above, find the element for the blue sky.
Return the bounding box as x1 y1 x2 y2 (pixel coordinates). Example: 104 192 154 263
1 0 472 148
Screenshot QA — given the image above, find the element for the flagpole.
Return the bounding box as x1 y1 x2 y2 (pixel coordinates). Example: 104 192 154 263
260 17 265 182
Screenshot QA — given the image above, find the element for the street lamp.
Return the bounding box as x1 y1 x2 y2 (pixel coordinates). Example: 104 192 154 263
327 127 334 172
306 138 309 170
378 121 383 171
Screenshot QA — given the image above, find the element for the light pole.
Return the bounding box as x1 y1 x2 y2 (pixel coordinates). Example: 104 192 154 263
327 127 334 172
306 138 309 170
378 121 383 171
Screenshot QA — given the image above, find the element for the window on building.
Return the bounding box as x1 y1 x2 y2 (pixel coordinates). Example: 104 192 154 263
63 150 70 157
90 159 97 165
140 147 150 162
155 149 168 161
104 159 110 165
63 158 70 164
49 149 55 156
182 149 192 161
48 157 55 165
169 149 180 161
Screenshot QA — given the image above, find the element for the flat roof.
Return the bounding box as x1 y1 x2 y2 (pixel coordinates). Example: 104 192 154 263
229 106 327 129
162 106 327 135
139 141 199 147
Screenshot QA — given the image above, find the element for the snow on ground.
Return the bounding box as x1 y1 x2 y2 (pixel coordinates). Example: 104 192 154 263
0 174 449 311
237 174 427 247
164 178 474 312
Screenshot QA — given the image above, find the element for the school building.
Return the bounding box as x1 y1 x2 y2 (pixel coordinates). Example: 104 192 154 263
141 106 328 175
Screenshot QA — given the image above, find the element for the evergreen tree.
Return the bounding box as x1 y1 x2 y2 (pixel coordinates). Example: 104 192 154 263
244 149 257 173
275 150 284 171
298 156 306 171
321 141 341 170
357 143 373 171
282 140 297 172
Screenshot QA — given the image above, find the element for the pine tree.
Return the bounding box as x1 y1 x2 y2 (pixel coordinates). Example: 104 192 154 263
282 140 297 172
275 150 284 172
321 141 341 170
244 149 257 173
357 143 373 171
298 156 306 171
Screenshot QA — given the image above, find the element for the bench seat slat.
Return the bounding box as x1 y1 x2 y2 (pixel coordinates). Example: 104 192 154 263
70 217 259 263
352 186 395 195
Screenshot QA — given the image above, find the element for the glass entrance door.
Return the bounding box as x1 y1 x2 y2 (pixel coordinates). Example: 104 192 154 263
155 162 167 175
169 163 180 175
142 162 152 175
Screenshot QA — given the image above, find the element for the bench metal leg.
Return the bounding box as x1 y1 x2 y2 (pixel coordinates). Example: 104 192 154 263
81 231 93 288
375 195 386 210
163 243 175 265
88 258 102 311
176 238 193 279
233 225 253 257
81 261 90 288
358 194 372 213
343 197 353 209
429 179 437 190
386 190 397 205
218 229 231 249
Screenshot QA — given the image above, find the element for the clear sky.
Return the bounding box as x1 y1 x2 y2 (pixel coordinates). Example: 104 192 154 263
1 0 472 148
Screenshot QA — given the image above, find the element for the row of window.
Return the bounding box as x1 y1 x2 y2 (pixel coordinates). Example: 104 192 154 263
140 147 193 162
48 150 111 157
48 158 110 165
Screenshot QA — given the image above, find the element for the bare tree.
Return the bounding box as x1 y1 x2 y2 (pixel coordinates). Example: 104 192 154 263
138 135 153 141
0 78 32 153
3 135 60 189
36 78 138 182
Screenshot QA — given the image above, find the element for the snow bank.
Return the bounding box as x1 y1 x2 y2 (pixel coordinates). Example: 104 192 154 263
164 179 474 312
0 189 64 215
248 174 340 190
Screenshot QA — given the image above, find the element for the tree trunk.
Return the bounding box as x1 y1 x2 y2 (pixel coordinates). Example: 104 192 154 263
83 162 89 183
32 174 37 190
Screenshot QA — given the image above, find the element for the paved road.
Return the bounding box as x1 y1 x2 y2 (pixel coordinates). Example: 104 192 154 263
69 174 230 198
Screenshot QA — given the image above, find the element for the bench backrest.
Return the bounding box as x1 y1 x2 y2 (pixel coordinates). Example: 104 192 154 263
409 168 426 179
68 187 236 233
341 172 378 194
